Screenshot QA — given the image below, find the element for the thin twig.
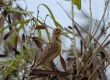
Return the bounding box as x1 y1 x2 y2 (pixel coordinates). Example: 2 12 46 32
85 0 109 51
93 0 109 40
56 2 86 44
64 27 85 42
88 55 109 79
97 25 110 41
11 26 33 59
89 0 92 34
57 0 109 74
85 0 92 58
0 62 18 71
92 19 98 34
70 1 79 80
87 34 110 66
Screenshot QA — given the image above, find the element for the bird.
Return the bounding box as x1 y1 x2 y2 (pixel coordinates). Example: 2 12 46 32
32 28 62 70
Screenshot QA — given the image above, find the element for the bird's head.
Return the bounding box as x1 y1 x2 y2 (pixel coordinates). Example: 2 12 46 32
52 28 62 40
53 28 62 35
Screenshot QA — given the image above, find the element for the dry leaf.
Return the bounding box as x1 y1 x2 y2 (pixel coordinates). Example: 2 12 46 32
3 28 17 40
60 55 66 71
0 15 5 42
13 35 18 49
12 48 20 57
22 33 25 42
35 25 47 29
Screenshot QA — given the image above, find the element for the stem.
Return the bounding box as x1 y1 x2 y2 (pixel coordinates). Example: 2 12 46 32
71 0 79 79
89 0 92 34
85 0 92 50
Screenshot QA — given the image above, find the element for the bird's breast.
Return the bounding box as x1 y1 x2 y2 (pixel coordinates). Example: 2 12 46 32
49 41 62 60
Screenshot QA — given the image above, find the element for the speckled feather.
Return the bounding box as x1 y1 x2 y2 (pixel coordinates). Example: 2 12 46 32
35 28 62 67
36 39 61 66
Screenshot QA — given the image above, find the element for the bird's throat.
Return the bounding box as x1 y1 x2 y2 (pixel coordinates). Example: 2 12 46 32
56 37 61 42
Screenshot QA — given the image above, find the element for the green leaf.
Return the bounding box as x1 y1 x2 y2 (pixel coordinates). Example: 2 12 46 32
38 4 55 21
61 32 72 41
35 20 50 41
73 0 77 5
34 20 38 26
0 20 30 33
76 0 81 10
37 30 42 38
0 53 23 79
37 4 62 28
0 22 19 33
67 0 81 10
51 17 62 28
34 20 42 38
45 29 50 41
10 20 30 46
6 6 34 14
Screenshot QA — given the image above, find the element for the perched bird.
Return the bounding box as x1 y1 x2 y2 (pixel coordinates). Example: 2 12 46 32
32 28 62 70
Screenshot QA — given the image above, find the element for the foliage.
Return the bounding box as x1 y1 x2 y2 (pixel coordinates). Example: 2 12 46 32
0 53 23 79
72 0 81 10
0 0 109 80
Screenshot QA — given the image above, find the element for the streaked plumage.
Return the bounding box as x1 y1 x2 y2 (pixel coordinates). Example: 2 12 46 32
34 28 62 69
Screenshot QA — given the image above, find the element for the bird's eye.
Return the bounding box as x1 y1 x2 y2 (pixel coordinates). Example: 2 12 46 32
55 29 58 31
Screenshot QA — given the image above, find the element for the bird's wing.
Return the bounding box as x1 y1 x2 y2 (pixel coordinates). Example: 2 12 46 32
36 40 59 66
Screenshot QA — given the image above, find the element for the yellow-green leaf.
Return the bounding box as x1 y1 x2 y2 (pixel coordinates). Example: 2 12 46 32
0 20 30 33
11 20 30 46
76 0 81 10
73 0 77 5
37 30 42 38
6 6 33 14
67 0 81 10
37 4 62 28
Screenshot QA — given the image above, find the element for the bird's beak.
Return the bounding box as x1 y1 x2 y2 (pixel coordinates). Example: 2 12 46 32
61 28 64 31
